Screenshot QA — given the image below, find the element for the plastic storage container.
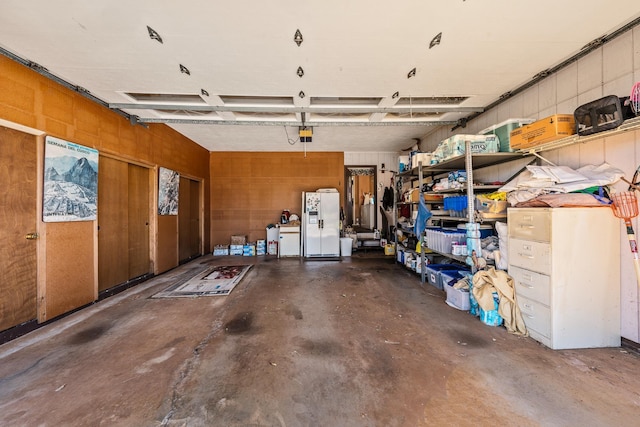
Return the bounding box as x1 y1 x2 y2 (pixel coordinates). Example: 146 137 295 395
440 269 468 288
479 118 535 152
445 283 471 311
444 195 468 217
340 237 353 256
426 264 463 290
425 228 466 254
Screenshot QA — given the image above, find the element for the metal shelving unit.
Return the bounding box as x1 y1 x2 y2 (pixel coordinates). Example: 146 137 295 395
395 147 528 281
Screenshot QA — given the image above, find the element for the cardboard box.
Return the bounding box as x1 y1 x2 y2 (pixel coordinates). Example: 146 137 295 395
230 235 247 245
509 114 575 150
213 245 229 256
230 244 244 255
479 118 535 152
243 244 256 256
410 188 420 202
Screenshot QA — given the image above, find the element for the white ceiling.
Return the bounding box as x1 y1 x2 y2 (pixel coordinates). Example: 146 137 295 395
2 1 640 152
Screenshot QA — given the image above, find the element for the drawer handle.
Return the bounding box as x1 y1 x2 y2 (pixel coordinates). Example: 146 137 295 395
522 282 534 289
524 313 535 319
518 224 535 229
518 253 534 259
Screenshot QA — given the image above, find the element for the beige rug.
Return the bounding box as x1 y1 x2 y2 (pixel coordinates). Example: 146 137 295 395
152 265 252 298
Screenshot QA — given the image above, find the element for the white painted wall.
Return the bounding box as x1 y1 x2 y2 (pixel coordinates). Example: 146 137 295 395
344 152 398 235
420 27 640 343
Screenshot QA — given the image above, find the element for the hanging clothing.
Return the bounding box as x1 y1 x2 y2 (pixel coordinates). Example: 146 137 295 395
413 192 432 237
382 186 394 210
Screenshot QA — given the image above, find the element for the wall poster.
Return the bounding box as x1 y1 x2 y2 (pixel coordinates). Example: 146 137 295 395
43 136 99 222
158 167 179 215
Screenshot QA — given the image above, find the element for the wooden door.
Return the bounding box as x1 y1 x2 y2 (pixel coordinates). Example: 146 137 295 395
98 157 151 292
179 177 201 263
128 164 150 279
98 156 129 291
0 127 37 331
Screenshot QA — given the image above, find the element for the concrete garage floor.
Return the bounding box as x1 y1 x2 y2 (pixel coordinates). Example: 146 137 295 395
1 254 640 426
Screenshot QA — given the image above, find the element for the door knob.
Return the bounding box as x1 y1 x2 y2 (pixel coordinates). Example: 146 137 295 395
25 232 39 240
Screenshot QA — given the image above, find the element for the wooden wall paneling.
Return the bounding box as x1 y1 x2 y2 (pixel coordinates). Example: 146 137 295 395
44 222 95 320
156 215 178 274
209 152 343 245
0 127 37 331
97 156 129 291
1 57 209 322
128 163 151 279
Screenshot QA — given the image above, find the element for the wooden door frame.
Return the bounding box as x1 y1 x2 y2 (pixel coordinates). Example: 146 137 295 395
178 172 204 257
343 165 377 230
0 121 48 323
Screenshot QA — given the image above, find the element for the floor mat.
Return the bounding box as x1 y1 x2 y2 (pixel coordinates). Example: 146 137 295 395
152 265 252 298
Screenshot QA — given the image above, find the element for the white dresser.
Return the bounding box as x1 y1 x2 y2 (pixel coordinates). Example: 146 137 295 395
507 207 620 349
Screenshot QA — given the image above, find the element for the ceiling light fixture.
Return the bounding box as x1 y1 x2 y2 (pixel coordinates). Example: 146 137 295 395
392 91 399 99
299 91 306 98
297 66 304 77
180 64 190 75
147 26 163 44
407 68 416 78
201 89 209 97
294 29 303 47
429 32 442 49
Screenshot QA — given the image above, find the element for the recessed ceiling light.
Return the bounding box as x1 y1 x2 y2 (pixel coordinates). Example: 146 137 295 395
294 29 303 47
297 66 304 78
407 68 416 78
147 26 163 44
201 89 209 97
429 32 442 49
180 64 190 75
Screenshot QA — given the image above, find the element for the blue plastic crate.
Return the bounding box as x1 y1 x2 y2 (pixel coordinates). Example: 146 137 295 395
426 264 464 290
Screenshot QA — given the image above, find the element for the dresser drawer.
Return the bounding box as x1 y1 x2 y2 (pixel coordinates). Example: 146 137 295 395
508 238 551 275
518 296 551 339
510 265 551 306
508 209 551 242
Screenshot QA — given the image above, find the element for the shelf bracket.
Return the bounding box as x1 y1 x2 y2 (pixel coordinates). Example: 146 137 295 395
528 150 557 166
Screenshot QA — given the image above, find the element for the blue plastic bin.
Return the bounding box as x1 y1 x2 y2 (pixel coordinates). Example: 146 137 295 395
426 264 464 290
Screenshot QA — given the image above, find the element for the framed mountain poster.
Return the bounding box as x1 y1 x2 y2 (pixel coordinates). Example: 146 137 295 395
43 136 99 222
158 167 179 215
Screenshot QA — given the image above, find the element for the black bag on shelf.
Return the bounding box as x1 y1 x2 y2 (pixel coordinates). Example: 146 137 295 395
574 95 634 136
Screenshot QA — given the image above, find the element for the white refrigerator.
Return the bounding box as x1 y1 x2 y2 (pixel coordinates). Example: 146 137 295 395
302 189 340 258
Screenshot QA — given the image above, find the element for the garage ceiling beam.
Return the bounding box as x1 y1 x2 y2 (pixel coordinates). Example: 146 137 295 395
109 103 483 114
137 118 458 126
